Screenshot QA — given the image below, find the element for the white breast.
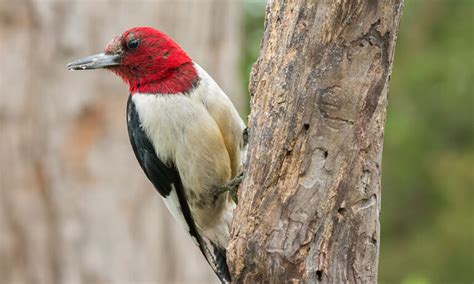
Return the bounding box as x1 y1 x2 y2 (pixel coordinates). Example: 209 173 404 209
132 91 231 189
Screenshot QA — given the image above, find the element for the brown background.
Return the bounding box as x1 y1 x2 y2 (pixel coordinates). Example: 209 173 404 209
0 0 244 283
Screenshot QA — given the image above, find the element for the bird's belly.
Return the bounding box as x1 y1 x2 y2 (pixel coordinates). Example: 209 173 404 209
132 93 233 240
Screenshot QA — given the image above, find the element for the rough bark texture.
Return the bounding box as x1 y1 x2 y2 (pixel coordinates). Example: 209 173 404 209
0 1 241 283
229 0 403 283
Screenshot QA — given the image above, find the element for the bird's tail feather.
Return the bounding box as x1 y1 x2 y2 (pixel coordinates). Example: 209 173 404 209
199 236 231 283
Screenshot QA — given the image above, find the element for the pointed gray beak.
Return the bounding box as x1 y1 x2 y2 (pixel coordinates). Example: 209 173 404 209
67 53 120 70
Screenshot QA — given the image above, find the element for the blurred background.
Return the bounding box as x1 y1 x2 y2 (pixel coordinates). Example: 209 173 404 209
0 0 472 283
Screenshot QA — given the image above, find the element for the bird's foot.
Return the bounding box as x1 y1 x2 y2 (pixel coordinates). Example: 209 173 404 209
218 173 243 204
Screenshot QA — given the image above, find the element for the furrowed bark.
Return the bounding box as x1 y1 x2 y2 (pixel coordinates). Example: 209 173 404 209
229 0 403 282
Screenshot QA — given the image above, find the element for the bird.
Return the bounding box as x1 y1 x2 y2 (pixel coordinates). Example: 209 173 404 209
67 26 246 283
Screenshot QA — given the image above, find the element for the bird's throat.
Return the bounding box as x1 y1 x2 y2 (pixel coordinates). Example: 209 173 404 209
123 62 200 95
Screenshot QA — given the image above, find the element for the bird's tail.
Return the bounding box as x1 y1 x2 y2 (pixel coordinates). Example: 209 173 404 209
199 237 231 283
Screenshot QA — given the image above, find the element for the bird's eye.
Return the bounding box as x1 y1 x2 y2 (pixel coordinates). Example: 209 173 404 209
126 39 140 50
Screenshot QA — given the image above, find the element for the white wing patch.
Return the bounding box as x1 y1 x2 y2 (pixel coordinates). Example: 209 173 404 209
161 184 198 246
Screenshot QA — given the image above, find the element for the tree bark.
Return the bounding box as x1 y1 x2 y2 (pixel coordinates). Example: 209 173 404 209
0 1 240 283
229 1 403 283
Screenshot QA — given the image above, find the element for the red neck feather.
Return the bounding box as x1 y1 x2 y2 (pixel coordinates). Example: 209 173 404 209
125 62 199 95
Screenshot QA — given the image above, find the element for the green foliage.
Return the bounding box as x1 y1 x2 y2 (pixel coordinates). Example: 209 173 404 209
381 0 473 283
241 0 266 117
243 0 473 282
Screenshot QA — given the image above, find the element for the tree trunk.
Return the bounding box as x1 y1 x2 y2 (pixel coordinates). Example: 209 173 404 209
229 1 403 283
0 1 240 283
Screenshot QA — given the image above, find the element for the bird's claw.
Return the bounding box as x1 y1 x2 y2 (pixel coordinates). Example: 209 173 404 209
219 172 243 203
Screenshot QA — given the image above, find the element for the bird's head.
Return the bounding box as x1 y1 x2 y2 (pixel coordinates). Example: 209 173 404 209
67 27 199 94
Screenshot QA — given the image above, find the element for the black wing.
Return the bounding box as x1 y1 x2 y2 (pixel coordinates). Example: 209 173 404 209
126 95 231 283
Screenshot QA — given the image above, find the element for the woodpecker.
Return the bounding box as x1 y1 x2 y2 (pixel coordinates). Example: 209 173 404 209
67 27 246 283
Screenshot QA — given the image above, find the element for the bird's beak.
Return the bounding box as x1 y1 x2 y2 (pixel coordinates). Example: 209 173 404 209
67 53 120 70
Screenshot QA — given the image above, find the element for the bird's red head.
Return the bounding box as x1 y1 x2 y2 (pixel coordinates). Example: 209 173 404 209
68 27 199 95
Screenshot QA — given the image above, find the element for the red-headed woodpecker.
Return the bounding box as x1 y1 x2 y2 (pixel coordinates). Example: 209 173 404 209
67 27 246 283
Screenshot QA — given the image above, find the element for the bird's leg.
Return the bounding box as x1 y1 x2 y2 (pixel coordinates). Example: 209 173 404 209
216 128 248 203
218 172 243 203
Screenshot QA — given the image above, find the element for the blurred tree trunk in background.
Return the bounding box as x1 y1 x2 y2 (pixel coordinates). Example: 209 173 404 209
0 0 241 283
229 0 403 282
